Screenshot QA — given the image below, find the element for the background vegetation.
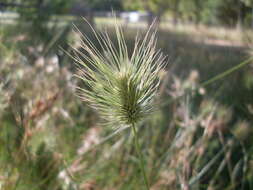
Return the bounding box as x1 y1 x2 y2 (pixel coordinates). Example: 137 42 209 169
1 0 253 189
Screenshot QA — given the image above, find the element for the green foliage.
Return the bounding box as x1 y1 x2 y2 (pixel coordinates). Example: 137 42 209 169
241 0 253 6
122 0 143 11
179 0 206 23
122 0 175 21
15 0 71 41
86 0 122 10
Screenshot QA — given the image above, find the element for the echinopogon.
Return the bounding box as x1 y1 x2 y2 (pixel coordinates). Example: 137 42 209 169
73 20 166 129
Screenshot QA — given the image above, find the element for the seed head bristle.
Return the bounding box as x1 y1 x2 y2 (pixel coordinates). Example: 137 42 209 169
72 20 166 129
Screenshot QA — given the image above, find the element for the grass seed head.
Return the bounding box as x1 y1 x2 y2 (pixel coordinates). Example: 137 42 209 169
73 20 166 128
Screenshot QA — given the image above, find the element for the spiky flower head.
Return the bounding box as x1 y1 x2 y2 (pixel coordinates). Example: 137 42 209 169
72 21 166 128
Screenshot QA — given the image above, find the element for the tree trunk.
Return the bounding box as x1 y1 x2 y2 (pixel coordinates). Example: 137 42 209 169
172 0 180 26
194 11 201 28
172 11 178 26
87 10 95 27
251 7 253 28
147 11 156 26
237 1 243 30
141 0 157 27
194 0 201 28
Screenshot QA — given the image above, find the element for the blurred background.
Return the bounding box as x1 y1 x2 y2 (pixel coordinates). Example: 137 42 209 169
1 0 253 190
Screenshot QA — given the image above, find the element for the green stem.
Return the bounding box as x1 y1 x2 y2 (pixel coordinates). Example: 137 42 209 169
201 57 253 87
161 57 253 108
132 123 150 190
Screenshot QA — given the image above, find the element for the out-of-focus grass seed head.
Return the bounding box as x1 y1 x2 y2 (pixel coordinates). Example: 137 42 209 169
72 21 166 128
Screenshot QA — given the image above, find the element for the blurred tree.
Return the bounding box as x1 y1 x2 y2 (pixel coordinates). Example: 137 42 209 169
197 0 250 28
241 0 253 27
88 0 122 11
123 0 179 26
88 0 122 24
180 0 207 26
126 0 253 28
0 0 33 11
241 0 253 6
142 0 169 25
169 0 181 25
16 0 72 40
71 0 122 26
122 0 143 11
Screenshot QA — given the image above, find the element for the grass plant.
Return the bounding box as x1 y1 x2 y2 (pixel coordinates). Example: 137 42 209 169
72 19 166 189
